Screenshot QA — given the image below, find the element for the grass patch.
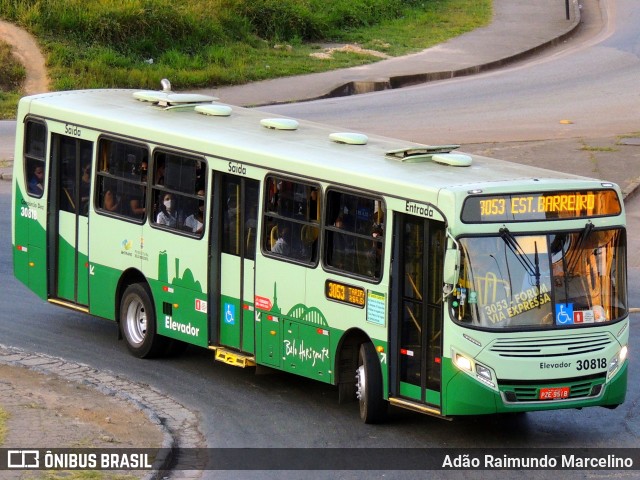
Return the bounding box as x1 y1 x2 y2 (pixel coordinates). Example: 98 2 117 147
0 0 491 92
580 145 619 152
618 132 640 140
0 90 21 119
0 406 8 444
0 39 25 119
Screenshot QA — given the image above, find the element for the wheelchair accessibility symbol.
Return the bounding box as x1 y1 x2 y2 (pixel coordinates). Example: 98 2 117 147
224 303 236 325
555 303 573 325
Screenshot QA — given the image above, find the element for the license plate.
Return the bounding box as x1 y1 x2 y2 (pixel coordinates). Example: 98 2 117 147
539 387 570 400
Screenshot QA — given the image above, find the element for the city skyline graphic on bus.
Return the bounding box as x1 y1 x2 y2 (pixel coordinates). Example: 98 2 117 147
158 250 202 292
270 282 329 327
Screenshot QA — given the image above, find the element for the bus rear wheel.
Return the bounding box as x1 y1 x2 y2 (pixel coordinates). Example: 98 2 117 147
356 342 387 424
120 283 166 358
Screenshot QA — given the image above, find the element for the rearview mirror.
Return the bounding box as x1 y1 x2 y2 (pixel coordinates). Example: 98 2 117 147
443 248 460 292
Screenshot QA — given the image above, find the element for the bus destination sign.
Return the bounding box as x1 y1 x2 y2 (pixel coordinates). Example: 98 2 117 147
325 280 365 308
461 190 621 223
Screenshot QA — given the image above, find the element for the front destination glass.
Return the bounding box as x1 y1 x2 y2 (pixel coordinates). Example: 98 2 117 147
452 228 627 329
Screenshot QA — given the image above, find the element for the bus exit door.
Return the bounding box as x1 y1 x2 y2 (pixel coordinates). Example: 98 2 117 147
390 214 445 408
212 174 259 353
47 134 93 307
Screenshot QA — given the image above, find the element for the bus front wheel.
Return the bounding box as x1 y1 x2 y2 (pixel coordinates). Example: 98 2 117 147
356 342 387 424
120 283 166 358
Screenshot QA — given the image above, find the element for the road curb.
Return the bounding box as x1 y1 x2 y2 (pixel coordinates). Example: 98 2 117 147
260 1 583 104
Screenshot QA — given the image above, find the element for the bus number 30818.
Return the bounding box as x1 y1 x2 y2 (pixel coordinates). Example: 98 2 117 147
576 358 607 371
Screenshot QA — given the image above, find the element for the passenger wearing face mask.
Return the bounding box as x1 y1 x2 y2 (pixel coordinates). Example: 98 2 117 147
185 190 205 234
157 193 178 227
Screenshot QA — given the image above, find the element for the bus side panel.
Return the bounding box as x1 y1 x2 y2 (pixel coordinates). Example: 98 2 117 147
77 218 89 306
150 275 209 349
88 262 121 321
13 183 31 289
56 213 77 300
142 227 209 349
254 255 336 382
13 181 48 300
309 266 391 395
87 216 142 321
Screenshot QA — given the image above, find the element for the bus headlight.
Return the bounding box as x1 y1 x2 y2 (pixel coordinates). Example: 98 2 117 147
476 363 492 381
619 345 628 362
454 353 496 388
475 363 495 388
454 354 472 372
608 345 628 379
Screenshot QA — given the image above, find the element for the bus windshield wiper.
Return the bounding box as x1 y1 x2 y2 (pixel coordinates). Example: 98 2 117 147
566 222 594 274
499 228 541 301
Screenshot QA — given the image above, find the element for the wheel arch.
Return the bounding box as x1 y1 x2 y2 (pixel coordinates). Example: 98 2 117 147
115 268 150 333
335 327 372 402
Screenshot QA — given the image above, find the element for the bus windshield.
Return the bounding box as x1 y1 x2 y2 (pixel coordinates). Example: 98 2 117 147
454 228 627 329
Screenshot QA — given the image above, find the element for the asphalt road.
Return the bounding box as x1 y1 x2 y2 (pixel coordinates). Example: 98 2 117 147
263 0 640 145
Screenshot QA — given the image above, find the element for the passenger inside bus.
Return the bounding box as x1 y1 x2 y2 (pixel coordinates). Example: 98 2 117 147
102 189 119 212
157 193 178 227
80 162 92 214
309 188 319 221
271 226 291 255
28 164 45 195
128 163 147 218
155 159 165 186
184 189 205 233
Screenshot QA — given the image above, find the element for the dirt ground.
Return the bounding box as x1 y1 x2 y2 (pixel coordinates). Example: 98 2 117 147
0 363 165 479
0 19 49 94
0 364 163 448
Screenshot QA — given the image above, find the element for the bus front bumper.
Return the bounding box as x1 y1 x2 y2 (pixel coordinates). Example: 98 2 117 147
442 360 627 416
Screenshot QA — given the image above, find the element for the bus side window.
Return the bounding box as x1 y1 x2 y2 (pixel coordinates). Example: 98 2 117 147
95 138 149 221
262 175 320 265
324 189 384 281
23 120 47 198
151 150 206 237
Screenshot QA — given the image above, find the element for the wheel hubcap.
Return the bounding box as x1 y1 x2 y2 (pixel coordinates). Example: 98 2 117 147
356 365 366 401
126 298 147 345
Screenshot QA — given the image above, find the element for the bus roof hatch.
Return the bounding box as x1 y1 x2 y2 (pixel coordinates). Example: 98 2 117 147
329 132 368 145
386 145 471 166
132 91 219 108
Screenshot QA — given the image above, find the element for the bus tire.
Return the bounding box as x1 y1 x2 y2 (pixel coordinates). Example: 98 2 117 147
120 283 166 358
356 342 388 424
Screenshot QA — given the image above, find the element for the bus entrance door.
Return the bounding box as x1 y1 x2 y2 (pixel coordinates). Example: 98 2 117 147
48 134 93 307
215 175 259 354
390 214 445 409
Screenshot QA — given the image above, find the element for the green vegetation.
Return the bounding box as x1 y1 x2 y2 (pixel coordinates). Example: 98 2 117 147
0 406 8 444
0 0 491 92
0 39 25 118
580 145 619 153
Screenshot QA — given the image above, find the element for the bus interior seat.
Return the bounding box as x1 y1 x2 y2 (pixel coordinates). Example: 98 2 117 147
301 224 318 246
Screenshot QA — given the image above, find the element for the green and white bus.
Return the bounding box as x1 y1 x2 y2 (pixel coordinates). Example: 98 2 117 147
12 84 629 423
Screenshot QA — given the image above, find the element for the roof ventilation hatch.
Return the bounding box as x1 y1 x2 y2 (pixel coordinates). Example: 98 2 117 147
329 132 368 145
386 145 471 166
260 118 299 130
